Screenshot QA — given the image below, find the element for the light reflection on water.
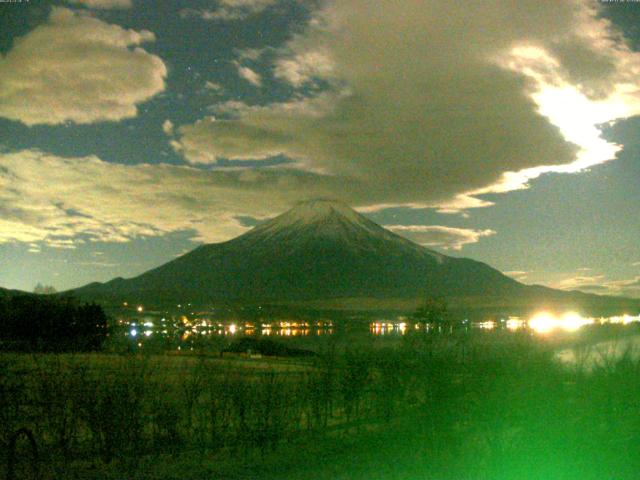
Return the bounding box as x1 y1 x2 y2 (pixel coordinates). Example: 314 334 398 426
120 312 640 350
528 312 640 334
369 312 640 336
124 319 335 343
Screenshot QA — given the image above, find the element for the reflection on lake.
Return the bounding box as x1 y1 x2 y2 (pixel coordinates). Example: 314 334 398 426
115 310 640 352
557 334 640 368
371 312 640 335
117 316 338 351
169 321 335 340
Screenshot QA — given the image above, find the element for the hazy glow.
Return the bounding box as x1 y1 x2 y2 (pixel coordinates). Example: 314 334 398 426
478 321 496 330
528 311 595 334
609 314 640 325
531 86 624 170
528 312 558 334
493 45 640 193
505 318 524 331
120 313 640 349
560 312 594 332
370 321 413 335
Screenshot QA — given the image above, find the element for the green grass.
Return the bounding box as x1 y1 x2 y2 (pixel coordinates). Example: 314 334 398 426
2 332 640 479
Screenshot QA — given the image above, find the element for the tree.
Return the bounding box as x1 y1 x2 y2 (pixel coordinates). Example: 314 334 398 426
412 298 451 332
33 283 57 295
0 295 108 351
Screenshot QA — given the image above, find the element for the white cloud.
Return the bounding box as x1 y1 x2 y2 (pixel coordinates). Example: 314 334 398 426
67 0 132 9
162 119 174 135
504 270 529 280
0 149 385 248
204 81 224 93
609 277 640 298
0 149 502 253
48 238 79 250
236 47 265 61
387 225 496 251
181 0 279 21
173 0 640 212
236 64 262 87
554 275 606 291
0 7 166 126
274 50 335 87
75 260 120 268
550 274 640 298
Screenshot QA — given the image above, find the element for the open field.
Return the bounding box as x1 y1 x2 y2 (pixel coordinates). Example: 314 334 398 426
2 330 640 479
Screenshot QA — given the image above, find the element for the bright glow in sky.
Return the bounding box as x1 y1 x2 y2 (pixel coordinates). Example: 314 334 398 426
491 44 640 193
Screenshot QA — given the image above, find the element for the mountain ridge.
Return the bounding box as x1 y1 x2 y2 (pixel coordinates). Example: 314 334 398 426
68 200 639 315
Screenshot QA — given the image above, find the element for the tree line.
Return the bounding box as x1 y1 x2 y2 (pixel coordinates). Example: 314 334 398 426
0 294 108 351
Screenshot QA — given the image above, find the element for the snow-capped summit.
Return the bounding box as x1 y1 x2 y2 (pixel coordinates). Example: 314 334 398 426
242 199 391 246
275 199 367 226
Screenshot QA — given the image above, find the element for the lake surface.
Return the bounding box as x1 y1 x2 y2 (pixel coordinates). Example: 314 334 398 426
111 310 640 353
556 334 640 368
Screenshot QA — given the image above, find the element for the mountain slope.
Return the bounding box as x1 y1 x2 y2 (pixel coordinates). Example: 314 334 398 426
0 287 29 298
70 200 639 313
72 200 522 304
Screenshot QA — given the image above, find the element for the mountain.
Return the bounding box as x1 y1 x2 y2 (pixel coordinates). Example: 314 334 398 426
0 287 28 298
69 200 639 315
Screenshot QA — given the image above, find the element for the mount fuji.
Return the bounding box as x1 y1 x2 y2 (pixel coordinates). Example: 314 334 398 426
69 200 639 315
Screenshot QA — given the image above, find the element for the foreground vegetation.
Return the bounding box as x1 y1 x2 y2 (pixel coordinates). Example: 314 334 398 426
1 331 640 479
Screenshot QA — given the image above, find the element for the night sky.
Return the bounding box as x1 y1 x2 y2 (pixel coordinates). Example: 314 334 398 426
1 0 639 298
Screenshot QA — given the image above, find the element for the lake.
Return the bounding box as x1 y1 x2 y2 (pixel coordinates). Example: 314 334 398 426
111 310 640 353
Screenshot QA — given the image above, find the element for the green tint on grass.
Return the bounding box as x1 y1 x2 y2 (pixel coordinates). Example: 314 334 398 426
1 332 639 479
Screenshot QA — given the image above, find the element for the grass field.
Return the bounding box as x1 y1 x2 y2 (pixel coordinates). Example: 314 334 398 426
2 328 640 479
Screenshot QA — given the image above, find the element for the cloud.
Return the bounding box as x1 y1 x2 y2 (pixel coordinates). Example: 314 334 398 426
551 274 640 298
0 149 502 254
0 149 388 248
236 47 265 62
181 0 280 21
386 225 496 251
504 270 529 280
612 278 640 287
75 261 120 268
274 50 335 87
0 7 166 126
204 81 224 93
603 277 640 298
554 275 606 291
172 0 640 212
162 119 174 135
66 0 132 9
236 63 262 86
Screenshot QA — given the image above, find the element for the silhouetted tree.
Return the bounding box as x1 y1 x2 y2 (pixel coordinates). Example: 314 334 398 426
0 294 108 351
412 297 451 332
33 283 57 295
